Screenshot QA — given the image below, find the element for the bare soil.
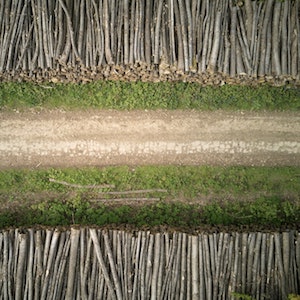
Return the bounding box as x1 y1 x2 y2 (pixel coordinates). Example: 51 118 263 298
0 109 299 168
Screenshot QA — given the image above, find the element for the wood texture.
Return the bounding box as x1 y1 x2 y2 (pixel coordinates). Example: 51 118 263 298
0 0 299 83
0 228 299 299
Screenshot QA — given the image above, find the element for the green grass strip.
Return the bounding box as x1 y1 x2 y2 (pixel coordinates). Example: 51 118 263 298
0 166 299 196
2 197 299 229
1 81 299 110
0 166 299 228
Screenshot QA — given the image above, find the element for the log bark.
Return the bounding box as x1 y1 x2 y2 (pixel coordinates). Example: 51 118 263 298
103 0 114 65
89 229 117 300
272 1 282 75
103 232 123 300
150 233 161 300
153 0 164 65
0 0 299 81
65 228 80 300
258 0 274 76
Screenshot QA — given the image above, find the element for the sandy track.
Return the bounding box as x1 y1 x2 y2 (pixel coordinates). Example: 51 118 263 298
0 109 299 168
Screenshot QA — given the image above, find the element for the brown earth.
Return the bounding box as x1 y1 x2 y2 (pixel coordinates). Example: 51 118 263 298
1 66 300 87
0 109 299 168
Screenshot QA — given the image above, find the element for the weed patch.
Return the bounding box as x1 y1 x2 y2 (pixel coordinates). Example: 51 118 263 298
1 81 299 111
0 166 299 229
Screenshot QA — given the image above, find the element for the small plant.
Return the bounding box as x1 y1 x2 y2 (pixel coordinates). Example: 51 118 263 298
232 292 253 300
288 294 300 300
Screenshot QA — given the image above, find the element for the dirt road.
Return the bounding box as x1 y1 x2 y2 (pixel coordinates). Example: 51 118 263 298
0 109 299 168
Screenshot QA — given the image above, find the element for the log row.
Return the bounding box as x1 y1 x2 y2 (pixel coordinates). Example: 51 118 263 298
0 0 299 83
0 228 299 299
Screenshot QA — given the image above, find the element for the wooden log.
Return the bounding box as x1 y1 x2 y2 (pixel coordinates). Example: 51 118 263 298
4 0 23 71
82 234 92 299
173 0 184 70
103 0 114 65
2 231 9 299
281 0 289 75
124 232 133 300
109 0 116 58
191 235 199 299
209 233 216 281
271 1 282 75
89 229 117 300
246 233 255 295
85 0 95 67
139 231 147 300
203 234 212 299
237 7 252 74
116 231 125 298
88 247 98 300
157 233 166 299
251 232 262 297
274 232 287 299
296 1 300 78
15 230 27 300
258 0 274 76
103 231 123 300
208 0 222 73
162 232 178 298
34 230 44 300
150 233 161 300
173 232 182 300
218 233 229 298
169 232 182 299
213 232 223 298
241 233 248 294
58 0 81 64
116 1 124 65
229 2 237 77
41 0 52 68
282 231 291 289
19 230 30 297
266 233 274 298
260 233 267 299
40 229 61 300
198 234 205 299
177 0 190 71
132 231 141 299
168 0 176 65
47 231 67 299
143 233 152 298
225 235 234 299
288 231 297 293
296 232 300 292
179 232 187 300
230 232 240 299
186 235 192 299
65 228 80 299
252 2 264 77
153 0 164 65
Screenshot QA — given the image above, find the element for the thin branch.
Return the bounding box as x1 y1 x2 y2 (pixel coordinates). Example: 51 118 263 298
91 197 161 202
49 178 114 189
97 189 168 195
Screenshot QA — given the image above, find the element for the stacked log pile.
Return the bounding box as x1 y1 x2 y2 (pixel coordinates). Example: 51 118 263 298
0 228 299 299
0 0 299 85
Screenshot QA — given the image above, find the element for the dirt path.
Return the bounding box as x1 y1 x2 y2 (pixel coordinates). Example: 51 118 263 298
0 109 299 168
